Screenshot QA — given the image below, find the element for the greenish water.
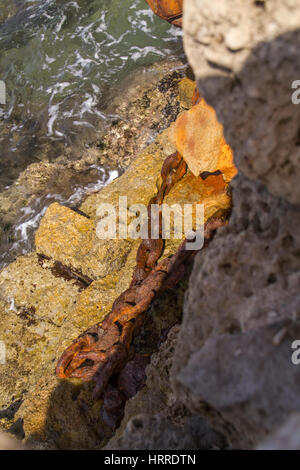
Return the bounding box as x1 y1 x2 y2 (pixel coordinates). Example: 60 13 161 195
0 0 183 268
0 0 183 186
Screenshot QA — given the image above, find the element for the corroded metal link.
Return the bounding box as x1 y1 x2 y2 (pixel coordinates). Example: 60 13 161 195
56 151 188 385
55 0 229 422
56 213 228 400
158 151 187 203
145 0 183 27
55 110 228 406
130 151 186 286
192 86 201 106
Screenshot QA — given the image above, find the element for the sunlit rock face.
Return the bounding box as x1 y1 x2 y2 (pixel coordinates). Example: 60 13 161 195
183 0 300 206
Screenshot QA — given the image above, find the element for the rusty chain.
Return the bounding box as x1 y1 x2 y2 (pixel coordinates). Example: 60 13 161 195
54 0 232 432
56 141 229 403
145 0 184 27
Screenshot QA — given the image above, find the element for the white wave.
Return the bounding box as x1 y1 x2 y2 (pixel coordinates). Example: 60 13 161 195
47 104 59 136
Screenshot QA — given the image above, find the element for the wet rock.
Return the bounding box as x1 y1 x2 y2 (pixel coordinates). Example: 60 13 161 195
80 130 172 219
101 61 191 171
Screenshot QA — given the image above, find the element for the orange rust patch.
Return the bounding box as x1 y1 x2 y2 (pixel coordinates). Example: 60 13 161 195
202 174 227 193
192 86 201 106
169 98 237 183
145 0 183 23
169 98 224 176
218 142 238 183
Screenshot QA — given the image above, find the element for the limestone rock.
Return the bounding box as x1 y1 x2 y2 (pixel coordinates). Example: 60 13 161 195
35 203 132 281
257 414 300 450
105 413 197 450
80 130 173 219
183 0 300 205
172 175 300 448
17 375 106 449
0 48 236 448
178 77 196 110
105 326 228 450
0 105 234 449
55 242 140 358
0 253 89 445
166 171 229 213
0 253 81 327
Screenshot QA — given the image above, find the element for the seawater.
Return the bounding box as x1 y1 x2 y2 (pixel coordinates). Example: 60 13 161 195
0 0 183 267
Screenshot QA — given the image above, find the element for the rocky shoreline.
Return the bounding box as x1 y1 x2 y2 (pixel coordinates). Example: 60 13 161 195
0 59 235 448
0 0 299 451
0 59 190 269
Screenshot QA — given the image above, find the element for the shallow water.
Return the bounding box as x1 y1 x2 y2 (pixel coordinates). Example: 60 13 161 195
1 166 119 268
0 0 183 186
0 0 183 268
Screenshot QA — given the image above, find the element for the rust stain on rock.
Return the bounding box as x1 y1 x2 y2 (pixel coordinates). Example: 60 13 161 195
145 0 183 26
169 98 237 180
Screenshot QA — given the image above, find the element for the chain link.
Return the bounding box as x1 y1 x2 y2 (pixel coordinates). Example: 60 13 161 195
56 147 229 403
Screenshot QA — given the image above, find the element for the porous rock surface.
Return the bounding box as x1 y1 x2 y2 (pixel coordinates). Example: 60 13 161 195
108 0 300 450
184 0 300 205
170 0 300 449
105 326 229 450
257 413 300 450
172 175 300 448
